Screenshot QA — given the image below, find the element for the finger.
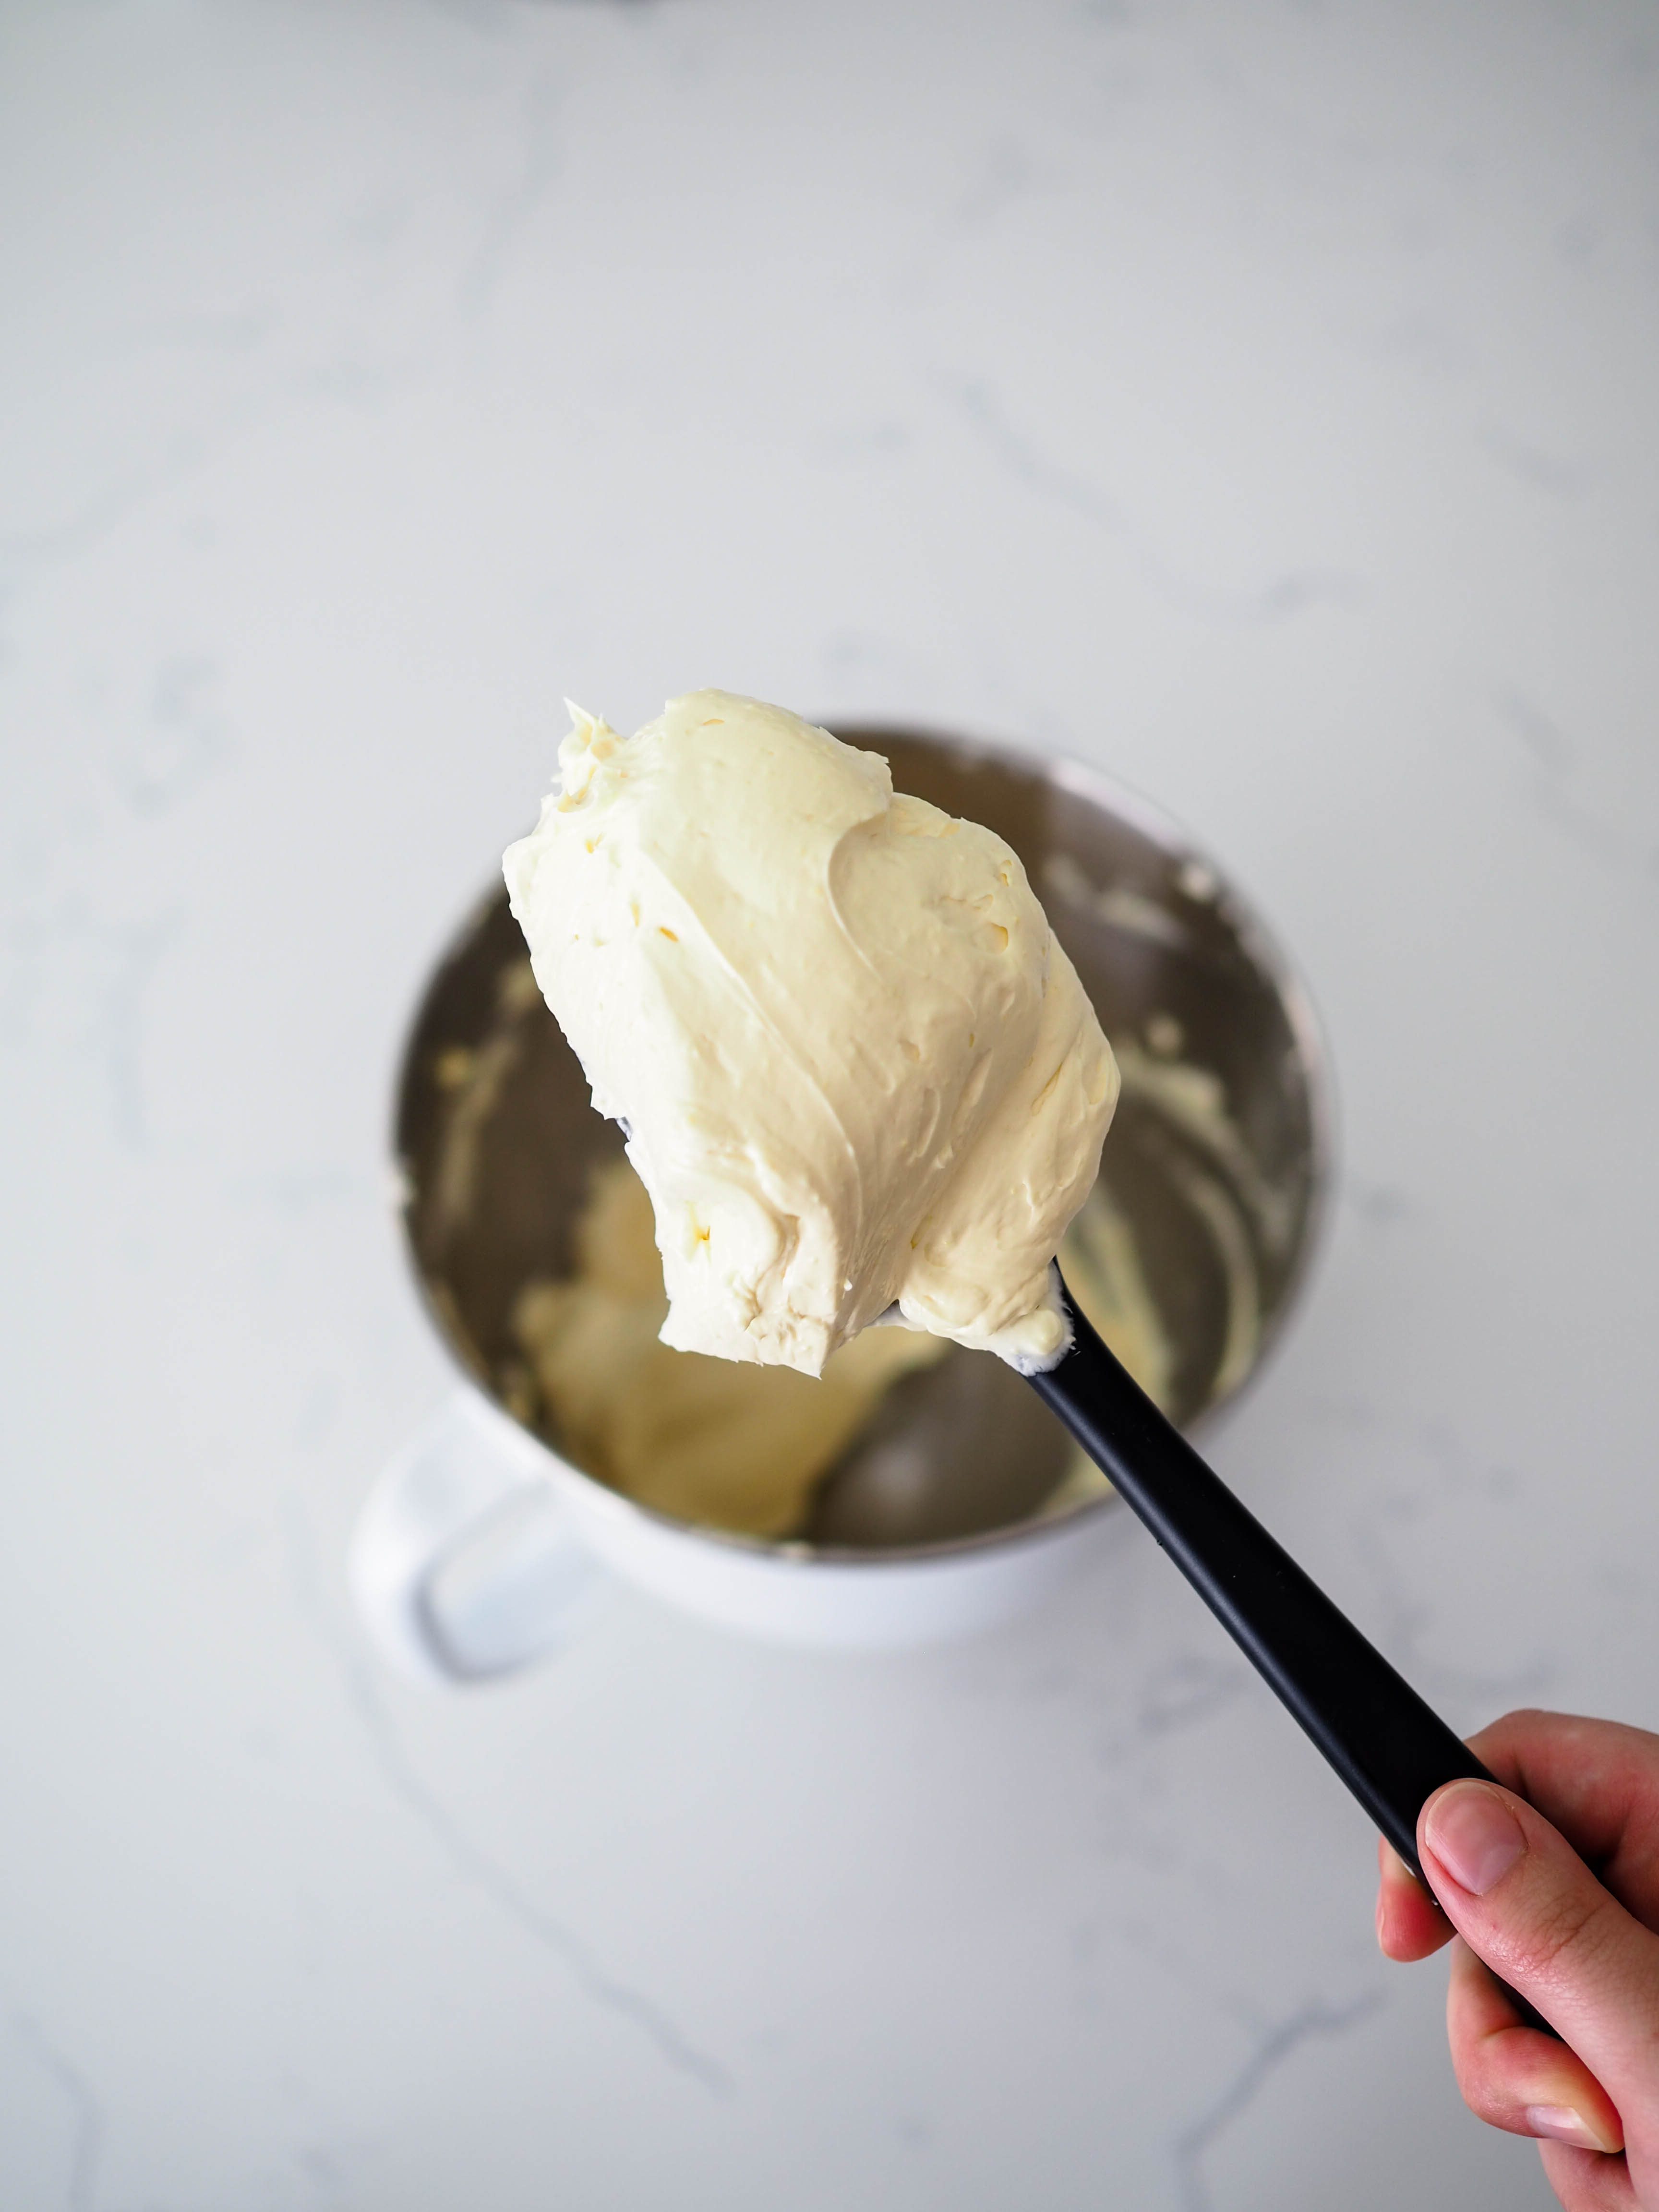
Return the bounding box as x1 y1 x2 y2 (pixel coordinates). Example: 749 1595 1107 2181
1446 1937 1624 2153
1419 1777 1659 2108
1537 2140 1639 2212
1376 1836 1454 1961
1468 1711 1659 1902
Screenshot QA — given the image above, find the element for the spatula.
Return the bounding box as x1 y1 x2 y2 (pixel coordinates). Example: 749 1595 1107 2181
1029 1273 1557 2036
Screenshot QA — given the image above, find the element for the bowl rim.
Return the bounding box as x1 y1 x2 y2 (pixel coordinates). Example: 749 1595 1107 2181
395 720 1338 1571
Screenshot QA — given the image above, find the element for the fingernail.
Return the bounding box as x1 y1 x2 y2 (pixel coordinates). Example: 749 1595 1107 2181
1423 1781 1526 1895
1524 2104 1620 2154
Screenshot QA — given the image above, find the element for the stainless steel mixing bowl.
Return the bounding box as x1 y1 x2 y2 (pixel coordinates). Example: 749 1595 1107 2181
393 727 1333 1556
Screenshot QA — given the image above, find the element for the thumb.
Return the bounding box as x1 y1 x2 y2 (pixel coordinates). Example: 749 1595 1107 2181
1419 1776 1659 2106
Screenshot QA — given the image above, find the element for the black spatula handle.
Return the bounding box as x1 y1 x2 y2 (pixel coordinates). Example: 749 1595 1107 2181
1029 1277 1556 2035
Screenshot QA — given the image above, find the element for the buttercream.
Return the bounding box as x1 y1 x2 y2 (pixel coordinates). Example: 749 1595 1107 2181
513 1157 947 1536
503 691 1118 1376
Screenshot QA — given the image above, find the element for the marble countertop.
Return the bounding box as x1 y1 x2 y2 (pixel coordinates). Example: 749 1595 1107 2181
4 2 1658 2205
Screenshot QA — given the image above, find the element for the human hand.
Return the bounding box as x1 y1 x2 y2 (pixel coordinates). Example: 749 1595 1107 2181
1376 1709 1659 2209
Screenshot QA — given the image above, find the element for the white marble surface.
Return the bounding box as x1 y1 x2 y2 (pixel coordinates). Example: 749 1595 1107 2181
3 2 1658 2205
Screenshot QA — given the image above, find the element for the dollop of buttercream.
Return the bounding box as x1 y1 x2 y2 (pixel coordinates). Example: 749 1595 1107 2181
503 691 1118 1376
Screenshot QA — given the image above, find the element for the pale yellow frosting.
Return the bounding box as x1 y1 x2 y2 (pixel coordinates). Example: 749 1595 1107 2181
503 691 1118 1377
512 1157 947 1537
